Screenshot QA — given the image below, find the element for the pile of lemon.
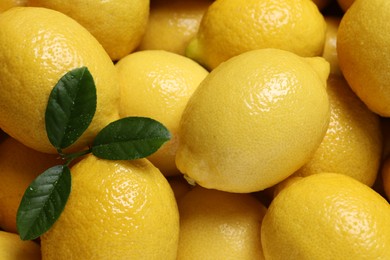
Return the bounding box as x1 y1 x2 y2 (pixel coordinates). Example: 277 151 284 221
0 0 390 259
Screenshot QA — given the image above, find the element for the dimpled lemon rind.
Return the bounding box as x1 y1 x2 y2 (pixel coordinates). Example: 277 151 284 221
261 173 390 259
28 0 150 61
176 48 330 193
0 7 120 153
294 76 382 186
186 0 327 70
41 155 179 259
116 50 208 176
337 0 390 116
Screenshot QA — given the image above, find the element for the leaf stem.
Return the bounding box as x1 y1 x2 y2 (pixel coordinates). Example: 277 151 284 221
59 148 92 166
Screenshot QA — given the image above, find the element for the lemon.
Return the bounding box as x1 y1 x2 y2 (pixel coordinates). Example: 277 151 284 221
40 154 179 259
337 0 390 116
294 76 382 186
176 48 330 193
0 7 120 154
116 50 208 176
261 173 390 259
0 0 26 12
186 0 326 70
27 0 149 61
0 137 61 233
322 16 342 76
138 0 211 55
0 231 41 260
177 186 267 259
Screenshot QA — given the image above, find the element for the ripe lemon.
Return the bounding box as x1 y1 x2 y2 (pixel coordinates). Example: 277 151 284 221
116 50 208 176
40 154 179 259
177 186 267 259
27 0 149 61
0 0 26 12
176 48 330 193
337 0 390 116
0 231 41 260
322 16 342 76
294 76 382 186
0 137 61 233
138 0 211 55
186 0 326 70
261 173 390 259
0 7 120 153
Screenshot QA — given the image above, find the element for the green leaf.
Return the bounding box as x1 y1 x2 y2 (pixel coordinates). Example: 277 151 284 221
16 165 71 240
45 67 97 150
92 117 171 160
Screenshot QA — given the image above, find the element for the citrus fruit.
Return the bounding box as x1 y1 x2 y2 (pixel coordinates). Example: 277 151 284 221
138 0 211 55
40 154 179 259
177 186 267 259
0 137 61 233
0 7 120 153
294 76 382 186
27 0 149 61
186 0 327 70
261 173 390 259
337 0 390 116
0 230 41 260
176 48 330 193
116 50 208 176
322 16 342 76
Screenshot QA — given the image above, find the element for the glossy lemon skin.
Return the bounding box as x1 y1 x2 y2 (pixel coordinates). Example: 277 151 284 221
186 0 326 70
41 155 179 259
262 173 390 259
337 0 390 116
176 48 330 193
28 0 150 60
0 7 120 153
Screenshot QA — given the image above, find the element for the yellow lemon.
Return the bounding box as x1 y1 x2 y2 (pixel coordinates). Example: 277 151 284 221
138 0 211 55
337 0 390 116
186 0 326 70
294 76 382 186
0 231 41 260
40 154 179 259
116 50 208 176
0 0 26 12
0 7 120 154
177 186 267 259
0 137 61 233
176 48 330 193
322 16 342 76
261 173 390 259
27 0 149 61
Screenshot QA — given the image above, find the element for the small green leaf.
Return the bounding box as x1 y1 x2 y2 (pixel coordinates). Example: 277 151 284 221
45 67 97 150
16 165 71 240
92 117 171 160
